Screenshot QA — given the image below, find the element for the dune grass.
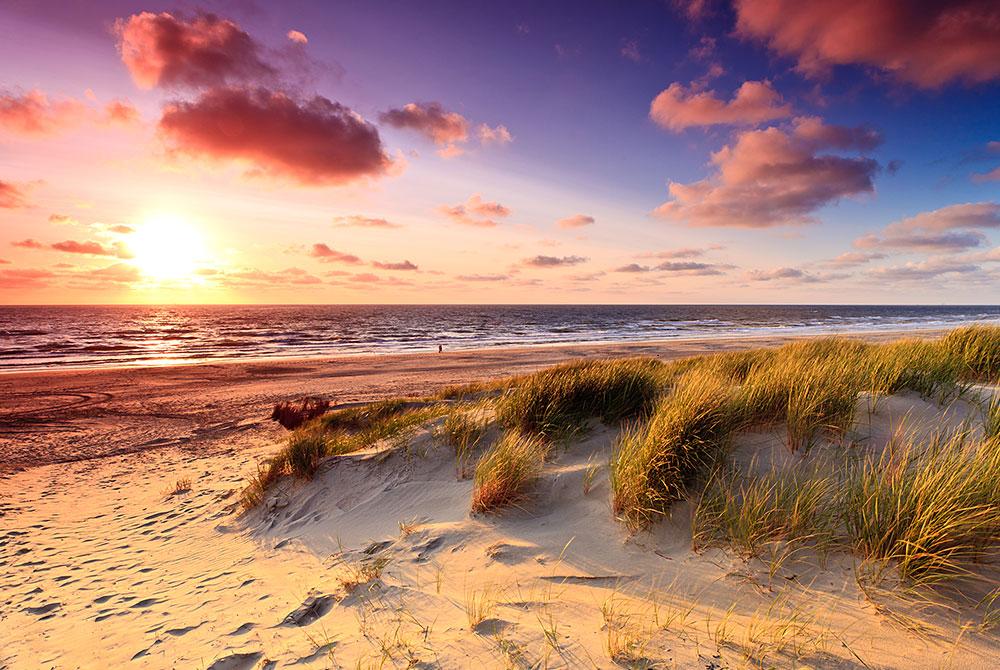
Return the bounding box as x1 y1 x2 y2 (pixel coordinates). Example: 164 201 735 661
240 401 446 508
610 368 734 530
437 405 491 479
842 428 1000 587
495 357 666 439
693 465 838 557
471 430 548 513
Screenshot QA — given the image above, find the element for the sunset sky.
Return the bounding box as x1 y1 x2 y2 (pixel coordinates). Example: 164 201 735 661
1 0 999 304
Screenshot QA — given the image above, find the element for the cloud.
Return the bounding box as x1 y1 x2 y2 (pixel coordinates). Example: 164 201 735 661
675 0 712 20
650 80 792 131
639 246 719 259
745 267 825 283
886 202 1000 232
51 240 133 258
0 90 86 135
477 124 513 145
220 267 323 286
826 251 886 267
114 11 277 89
521 255 588 268
48 214 78 225
556 214 595 229
0 90 138 136
615 260 727 275
655 261 727 275
86 263 141 284
734 0 1000 88
653 116 880 227
379 102 468 145
439 194 511 227
333 215 401 229
12 239 44 249
310 243 362 264
0 180 29 209
0 268 54 289
621 39 642 63
855 230 986 252
372 260 418 271
868 258 981 281
456 273 508 282
104 99 141 125
614 263 648 273
109 224 136 234
974 167 1000 183
855 202 1000 251
159 87 391 185
287 30 308 44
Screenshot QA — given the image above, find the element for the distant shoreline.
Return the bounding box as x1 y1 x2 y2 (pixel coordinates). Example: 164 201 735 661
0 323 970 376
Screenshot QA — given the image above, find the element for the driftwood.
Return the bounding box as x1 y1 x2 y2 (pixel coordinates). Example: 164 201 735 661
270 396 331 430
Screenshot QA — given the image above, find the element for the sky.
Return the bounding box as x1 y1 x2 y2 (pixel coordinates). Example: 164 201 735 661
0 0 998 305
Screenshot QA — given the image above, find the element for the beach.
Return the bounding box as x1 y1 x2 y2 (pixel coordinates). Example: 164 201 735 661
2 327 998 669
0 328 952 473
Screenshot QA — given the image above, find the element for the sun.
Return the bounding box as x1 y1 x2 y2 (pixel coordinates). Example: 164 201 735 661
129 213 207 280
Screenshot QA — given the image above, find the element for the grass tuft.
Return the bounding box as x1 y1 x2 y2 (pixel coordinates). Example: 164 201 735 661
495 358 665 439
471 431 548 513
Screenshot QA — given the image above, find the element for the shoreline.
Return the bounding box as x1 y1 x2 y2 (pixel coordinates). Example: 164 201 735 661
0 323 961 377
0 326 955 474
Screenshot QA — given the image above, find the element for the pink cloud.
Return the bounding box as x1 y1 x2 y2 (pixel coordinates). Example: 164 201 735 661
372 260 418 271
287 30 308 45
0 181 29 209
379 102 468 145
734 0 1000 88
650 80 792 131
973 166 1000 183
855 202 1000 251
86 263 141 284
115 11 276 89
653 117 880 227
12 239 45 249
104 99 141 125
0 90 140 136
310 243 362 264
332 215 401 229
477 124 513 145
159 88 391 185
439 194 511 227
0 90 86 135
48 214 78 225
0 268 54 289
51 240 133 258
556 214 595 229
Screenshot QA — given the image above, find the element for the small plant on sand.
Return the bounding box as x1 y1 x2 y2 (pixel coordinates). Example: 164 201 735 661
582 456 600 495
464 585 498 630
168 478 192 495
438 406 489 478
471 430 548 513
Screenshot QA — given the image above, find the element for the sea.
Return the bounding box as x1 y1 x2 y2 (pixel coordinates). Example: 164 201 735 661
1 304 999 372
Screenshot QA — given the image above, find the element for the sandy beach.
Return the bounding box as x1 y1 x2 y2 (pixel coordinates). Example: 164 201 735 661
0 328 951 474
2 328 998 669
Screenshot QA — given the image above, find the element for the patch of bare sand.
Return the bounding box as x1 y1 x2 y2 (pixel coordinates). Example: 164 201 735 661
2 389 998 668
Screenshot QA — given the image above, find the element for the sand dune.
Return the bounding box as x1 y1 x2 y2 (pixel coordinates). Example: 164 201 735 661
2 378 997 668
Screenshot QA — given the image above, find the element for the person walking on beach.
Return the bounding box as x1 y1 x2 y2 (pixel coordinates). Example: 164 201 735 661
438 344 443 353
